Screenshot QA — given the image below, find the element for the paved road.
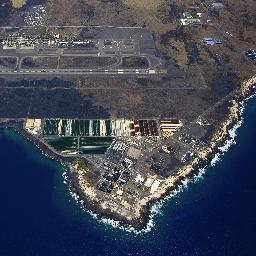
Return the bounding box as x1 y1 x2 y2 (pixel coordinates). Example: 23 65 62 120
0 26 146 29
0 86 204 90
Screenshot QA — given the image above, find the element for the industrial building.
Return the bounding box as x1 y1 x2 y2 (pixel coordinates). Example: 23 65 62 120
160 120 182 139
25 119 42 135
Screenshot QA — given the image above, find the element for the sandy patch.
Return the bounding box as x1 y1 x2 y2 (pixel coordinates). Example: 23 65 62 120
11 0 27 9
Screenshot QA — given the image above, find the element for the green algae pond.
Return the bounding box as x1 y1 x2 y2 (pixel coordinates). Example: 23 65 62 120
79 137 114 154
44 136 114 154
44 136 78 153
43 119 113 137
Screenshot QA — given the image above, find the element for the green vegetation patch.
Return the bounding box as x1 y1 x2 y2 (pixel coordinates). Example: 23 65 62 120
73 158 92 173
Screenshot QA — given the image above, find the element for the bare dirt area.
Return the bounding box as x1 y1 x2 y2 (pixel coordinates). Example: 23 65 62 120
121 57 149 69
0 57 17 70
0 0 254 120
21 57 58 69
45 0 256 76
59 56 118 69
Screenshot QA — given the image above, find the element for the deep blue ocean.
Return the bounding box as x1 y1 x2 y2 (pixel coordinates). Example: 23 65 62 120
0 97 256 256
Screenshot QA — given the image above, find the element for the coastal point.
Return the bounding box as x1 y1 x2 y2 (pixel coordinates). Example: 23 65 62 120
0 0 256 232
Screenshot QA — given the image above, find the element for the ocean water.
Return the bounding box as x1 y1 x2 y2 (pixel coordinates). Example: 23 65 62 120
0 97 256 256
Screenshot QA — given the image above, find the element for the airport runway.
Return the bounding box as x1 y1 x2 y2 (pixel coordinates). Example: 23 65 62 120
0 51 159 76
0 68 156 76
0 25 163 76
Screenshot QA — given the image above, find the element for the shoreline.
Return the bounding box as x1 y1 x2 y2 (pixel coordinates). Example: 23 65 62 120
0 76 255 233
55 75 256 232
68 76 256 233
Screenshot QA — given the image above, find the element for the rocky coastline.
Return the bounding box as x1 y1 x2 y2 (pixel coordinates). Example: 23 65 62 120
61 76 256 232
0 76 255 232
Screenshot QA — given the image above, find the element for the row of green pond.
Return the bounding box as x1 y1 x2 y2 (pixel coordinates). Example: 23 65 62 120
44 119 124 137
44 136 114 154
